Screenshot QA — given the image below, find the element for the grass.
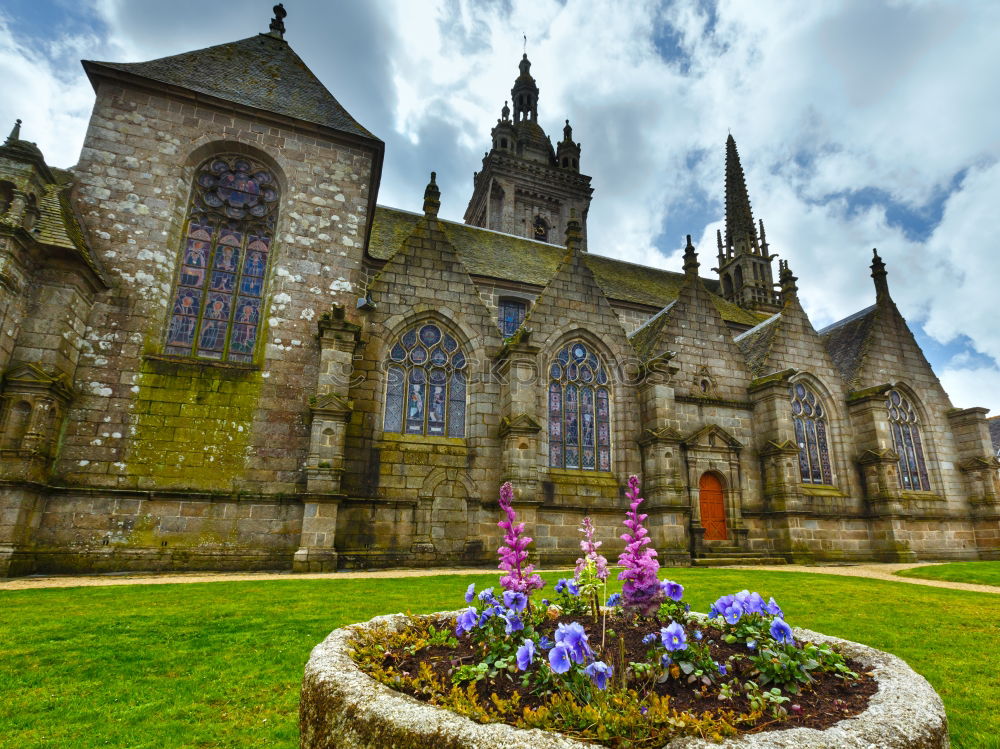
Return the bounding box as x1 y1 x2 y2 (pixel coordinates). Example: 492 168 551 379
896 561 1000 587
0 569 998 749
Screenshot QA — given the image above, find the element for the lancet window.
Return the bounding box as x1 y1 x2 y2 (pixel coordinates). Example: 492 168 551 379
164 155 279 362
498 298 526 338
383 323 467 438
790 383 833 484
548 341 611 471
886 389 930 491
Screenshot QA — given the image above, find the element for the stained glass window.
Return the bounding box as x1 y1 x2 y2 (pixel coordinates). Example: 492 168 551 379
164 155 279 363
383 323 466 438
549 341 610 471
498 298 527 338
790 383 833 484
886 389 930 491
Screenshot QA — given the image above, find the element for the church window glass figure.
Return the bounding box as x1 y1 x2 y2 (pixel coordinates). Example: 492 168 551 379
886 389 930 490
498 298 526 337
164 155 279 362
790 383 833 484
549 341 610 471
383 323 466 438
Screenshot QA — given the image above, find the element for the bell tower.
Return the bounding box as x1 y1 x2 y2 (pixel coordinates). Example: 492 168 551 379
463 54 593 249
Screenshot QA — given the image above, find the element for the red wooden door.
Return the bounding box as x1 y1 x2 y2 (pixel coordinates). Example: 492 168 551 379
699 473 728 541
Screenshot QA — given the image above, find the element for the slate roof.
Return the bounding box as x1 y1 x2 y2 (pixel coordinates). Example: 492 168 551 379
734 313 782 377
83 34 377 142
628 302 676 360
37 170 106 283
368 206 762 327
818 305 878 386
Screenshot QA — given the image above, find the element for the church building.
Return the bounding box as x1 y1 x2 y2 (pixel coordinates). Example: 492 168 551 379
1 8 998 577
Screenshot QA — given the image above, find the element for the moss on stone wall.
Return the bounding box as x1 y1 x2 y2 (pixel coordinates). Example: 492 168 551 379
125 358 261 490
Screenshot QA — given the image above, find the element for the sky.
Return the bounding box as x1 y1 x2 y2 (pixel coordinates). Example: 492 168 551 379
2 0 999 413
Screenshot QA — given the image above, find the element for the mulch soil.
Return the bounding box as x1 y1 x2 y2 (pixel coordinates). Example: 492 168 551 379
385 612 877 735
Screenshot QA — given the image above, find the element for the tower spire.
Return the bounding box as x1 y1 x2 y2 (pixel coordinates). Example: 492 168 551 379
511 53 539 123
724 134 759 256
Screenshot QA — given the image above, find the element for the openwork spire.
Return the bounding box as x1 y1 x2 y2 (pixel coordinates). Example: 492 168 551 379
724 134 759 255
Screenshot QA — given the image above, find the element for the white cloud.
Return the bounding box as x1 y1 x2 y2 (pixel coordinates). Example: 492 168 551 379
6 0 1000 409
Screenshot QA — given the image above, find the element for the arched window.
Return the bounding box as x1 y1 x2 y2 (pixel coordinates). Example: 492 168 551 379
498 298 526 338
383 323 466 438
790 383 833 484
0 181 13 215
532 215 549 242
164 155 279 363
548 341 611 471
886 389 930 490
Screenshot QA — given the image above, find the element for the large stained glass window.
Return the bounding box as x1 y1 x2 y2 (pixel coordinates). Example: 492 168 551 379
164 155 279 363
548 341 611 471
886 389 930 491
790 383 833 484
383 323 467 438
498 298 526 338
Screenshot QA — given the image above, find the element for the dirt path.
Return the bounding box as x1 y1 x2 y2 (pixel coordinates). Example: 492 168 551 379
2 561 997 594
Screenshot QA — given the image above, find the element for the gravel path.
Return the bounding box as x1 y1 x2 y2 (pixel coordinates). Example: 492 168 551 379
1 561 997 594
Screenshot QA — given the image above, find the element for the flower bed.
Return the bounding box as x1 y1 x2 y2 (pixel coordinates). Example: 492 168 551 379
300 477 949 748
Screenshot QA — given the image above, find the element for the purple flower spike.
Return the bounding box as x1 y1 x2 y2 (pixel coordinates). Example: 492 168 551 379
770 617 795 645
496 482 544 594
549 644 572 673
575 516 609 581
616 476 664 616
584 660 613 690
516 639 535 671
660 621 687 652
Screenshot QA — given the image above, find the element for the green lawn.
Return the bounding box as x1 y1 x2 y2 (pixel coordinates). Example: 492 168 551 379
896 561 1000 587
1 569 998 749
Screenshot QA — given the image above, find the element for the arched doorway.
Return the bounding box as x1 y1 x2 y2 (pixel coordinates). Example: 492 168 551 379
699 473 727 541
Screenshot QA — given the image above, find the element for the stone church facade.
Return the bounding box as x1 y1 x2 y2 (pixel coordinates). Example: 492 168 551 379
2 11 998 577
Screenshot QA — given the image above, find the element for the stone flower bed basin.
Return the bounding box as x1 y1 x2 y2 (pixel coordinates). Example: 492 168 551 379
300 610 949 749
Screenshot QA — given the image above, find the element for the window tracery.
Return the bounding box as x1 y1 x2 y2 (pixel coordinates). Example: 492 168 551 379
790 383 833 484
548 341 611 471
164 155 279 362
383 323 467 438
886 389 930 491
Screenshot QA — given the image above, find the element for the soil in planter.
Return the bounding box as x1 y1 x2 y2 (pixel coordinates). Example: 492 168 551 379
368 612 877 738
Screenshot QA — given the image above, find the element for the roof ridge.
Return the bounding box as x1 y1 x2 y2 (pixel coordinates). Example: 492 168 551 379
817 304 877 335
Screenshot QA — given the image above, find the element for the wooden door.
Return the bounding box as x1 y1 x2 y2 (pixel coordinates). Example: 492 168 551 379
699 473 728 541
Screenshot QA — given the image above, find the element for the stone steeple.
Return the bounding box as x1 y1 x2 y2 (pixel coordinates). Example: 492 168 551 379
716 134 780 312
463 54 593 249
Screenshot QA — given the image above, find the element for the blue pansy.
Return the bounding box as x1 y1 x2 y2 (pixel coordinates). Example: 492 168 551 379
455 607 478 636
769 617 795 645
503 590 528 612
549 644 572 673
566 580 580 596
555 621 591 663
765 597 784 618
693 629 703 641
606 592 622 607
660 621 687 652
660 580 684 602
554 578 568 594
504 612 524 635
584 661 612 690
516 639 535 670
642 632 658 645
538 635 554 651
464 583 476 603
718 662 727 676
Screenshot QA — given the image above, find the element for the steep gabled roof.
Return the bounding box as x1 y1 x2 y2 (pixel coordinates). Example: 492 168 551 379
36 175 106 284
627 302 676 360
818 305 878 386
734 313 782 377
83 34 377 142
368 206 762 326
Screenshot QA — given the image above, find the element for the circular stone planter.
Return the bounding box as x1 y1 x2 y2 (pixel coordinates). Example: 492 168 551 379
300 611 949 749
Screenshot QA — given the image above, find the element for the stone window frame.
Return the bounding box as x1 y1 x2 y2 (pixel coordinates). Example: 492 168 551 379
790 380 834 485
546 338 613 473
885 386 931 492
497 297 527 338
162 151 282 365
381 320 469 439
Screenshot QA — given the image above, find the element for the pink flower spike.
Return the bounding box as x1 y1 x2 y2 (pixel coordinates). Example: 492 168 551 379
616 475 664 616
496 482 544 594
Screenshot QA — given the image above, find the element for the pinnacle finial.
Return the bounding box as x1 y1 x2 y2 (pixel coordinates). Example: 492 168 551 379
5 118 21 145
269 3 286 38
565 208 583 253
871 248 890 301
683 234 699 276
779 258 798 304
501 100 510 121
563 119 572 142
724 133 759 256
423 171 440 217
